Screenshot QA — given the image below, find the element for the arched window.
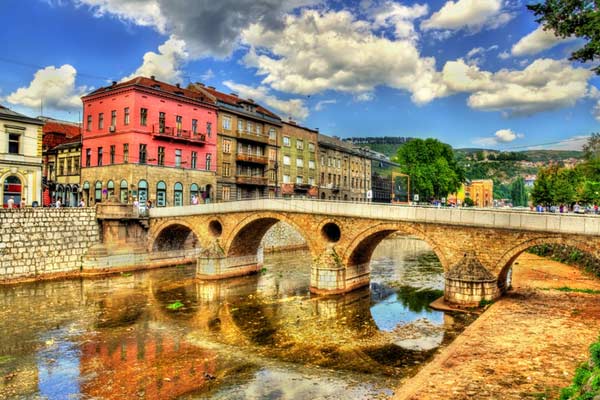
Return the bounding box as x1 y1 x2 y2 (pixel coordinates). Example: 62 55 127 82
3 175 22 207
120 180 128 203
138 180 148 204
107 180 114 199
94 181 102 203
190 183 199 203
156 181 166 207
82 181 90 206
174 182 183 206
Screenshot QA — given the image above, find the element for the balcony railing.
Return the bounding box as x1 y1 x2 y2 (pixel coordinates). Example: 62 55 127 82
236 129 270 144
152 125 206 144
294 183 313 191
236 152 268 164
235 175 269 186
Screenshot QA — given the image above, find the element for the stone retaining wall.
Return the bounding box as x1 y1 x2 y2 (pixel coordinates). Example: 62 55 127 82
0 208 99 281
261 221 307 253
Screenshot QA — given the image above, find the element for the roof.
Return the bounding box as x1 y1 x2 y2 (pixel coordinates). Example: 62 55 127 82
188 83 281 121
446 253 496 281
0 104 44 125
318 133 357 152
52 135 82 151
42 118 81 138
84 76 216 108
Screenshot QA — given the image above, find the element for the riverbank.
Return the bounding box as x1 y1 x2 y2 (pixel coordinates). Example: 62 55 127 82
394 253 600 400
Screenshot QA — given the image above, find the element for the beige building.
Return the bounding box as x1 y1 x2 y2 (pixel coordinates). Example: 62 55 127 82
279 121 318 198
318 134 371 201
466 179 494 207
48 139 82 206
0 105 43 207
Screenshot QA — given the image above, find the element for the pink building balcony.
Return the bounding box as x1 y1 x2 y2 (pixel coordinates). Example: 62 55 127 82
152 125 206 144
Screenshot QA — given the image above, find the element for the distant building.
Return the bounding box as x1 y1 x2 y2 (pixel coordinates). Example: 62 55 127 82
465 179 494 207
188 83 281 201
0 105 44 207
81 76 218 207
524 174 536 188
279 121 319 198
356 147 401 203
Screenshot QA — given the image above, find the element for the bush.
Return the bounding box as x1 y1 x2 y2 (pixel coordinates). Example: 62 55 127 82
560 337 600 399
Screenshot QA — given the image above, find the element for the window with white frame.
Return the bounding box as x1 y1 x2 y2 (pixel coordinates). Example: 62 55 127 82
223 115 232 130
283 155 291 165
296 158 303 168
283 174 290 183
296 139 304 150
283 136 290 146
309 160 315 169
296 176 303 184
308 142 315 152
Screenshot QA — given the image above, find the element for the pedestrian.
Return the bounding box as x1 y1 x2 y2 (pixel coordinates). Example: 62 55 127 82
7 196 14 209
133 197 139 208
146 200 152 209
191 194 198 205
79 199 85 207
55 198 61 208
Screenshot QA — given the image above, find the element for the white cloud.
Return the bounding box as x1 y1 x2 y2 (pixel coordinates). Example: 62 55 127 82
368 1 429 41
466 45 499 66
473 128 524 146
442 58 593 116
594 101 600 122
315 99 337 111
75 0 321 58
122 35 188 83
6 64 86 111
511 25 577 57
355 92 375 102
241 9 447 105
528 135 590 151
421 0 512 33
498 51 510 60
200 68 215 81
222 80 309 121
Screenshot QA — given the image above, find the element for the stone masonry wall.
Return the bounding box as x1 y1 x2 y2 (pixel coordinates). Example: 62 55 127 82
0 208 99 280
261 221 307 252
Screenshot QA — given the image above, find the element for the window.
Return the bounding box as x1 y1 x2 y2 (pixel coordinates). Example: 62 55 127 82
139 144 147 164
86 149 91 167
283 136 290 147
156 181 166 207
309 160 315 169
206 122 212 137
283 174 290 183
110 145 115 164
74 157 80 173
296 158 304 168
321 155 325 166
86 115 92 131
283 155 291 165
158 146 165 166
190 183 199 203
223 162 230 177
308 142 315 152
124 107 130 125
269 148 276 161
296 176 303 184
120 180 128 203
8 133 19 154
97 147 103 166
98 113 104 129
309 177 315 186
58 159 64 175
140 108 148 126
337 159 341 168
174 182 183 206
237 119 243 132
206 153 212 170
192 119 198 134
175 149 182 167
256 124 261 135
223 115 231 130
176 115 182 134
191 151 197 169
159 112 165 133
269 128 276 140
297 139 304 150
222 186 231 201
111 110 116 127
107 180 114 198
247 121 253 133
123 144 129 163
138 180 148 204
223 139 231 153
95 181 102 203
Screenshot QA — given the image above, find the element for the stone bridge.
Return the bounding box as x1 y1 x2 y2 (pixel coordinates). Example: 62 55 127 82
100 199 600 306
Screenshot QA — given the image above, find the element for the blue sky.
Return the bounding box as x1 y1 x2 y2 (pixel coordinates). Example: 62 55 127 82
1 0 598 150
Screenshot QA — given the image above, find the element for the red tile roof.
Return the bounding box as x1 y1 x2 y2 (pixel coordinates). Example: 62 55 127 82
43 120 81 138
85 76 215 106
189 84 280 120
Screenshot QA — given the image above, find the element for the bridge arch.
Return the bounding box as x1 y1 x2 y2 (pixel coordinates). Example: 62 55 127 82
342 222 449 271
149 220 201 252
224 212 317 259
494 236 599 291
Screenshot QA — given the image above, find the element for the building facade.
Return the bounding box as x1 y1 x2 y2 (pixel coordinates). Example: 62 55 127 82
81 76 218 207
188 83 281 201
357 147 401 203
0 105 43 207
279 121 318 198
318 135 370 201
466 179 494 207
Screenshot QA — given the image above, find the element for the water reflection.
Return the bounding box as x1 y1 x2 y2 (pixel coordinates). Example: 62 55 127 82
0 236 474 399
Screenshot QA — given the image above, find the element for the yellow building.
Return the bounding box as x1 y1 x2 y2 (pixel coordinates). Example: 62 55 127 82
0 105 43 207
465 179 494 207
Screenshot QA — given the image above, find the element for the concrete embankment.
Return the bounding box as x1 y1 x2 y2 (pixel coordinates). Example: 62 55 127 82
394 253 600 400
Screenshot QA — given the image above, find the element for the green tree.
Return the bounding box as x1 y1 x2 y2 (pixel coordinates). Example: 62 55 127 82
511 177 528 206
395 138 465 201
528 1 600 74
531 166 556 206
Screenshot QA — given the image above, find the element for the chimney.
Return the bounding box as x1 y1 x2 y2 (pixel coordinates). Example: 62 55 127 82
111 81 117 86
247 98 254 103
176 83 181 88
208 86 216 90
151 75 156 81
230 92 238 97
196 82 205 87
288 117 296 125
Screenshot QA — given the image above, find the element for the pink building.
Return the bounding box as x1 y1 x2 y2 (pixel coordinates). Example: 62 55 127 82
80 76 218 206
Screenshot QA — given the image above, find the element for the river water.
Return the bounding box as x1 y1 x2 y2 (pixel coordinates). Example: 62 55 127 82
0 236 474 399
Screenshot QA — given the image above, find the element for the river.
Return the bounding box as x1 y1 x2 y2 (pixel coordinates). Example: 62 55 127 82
0 236 475 399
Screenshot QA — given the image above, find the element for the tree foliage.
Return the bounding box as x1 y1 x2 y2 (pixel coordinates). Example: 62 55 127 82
510 177 528 206
395 138 464 200
528 0 600 74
